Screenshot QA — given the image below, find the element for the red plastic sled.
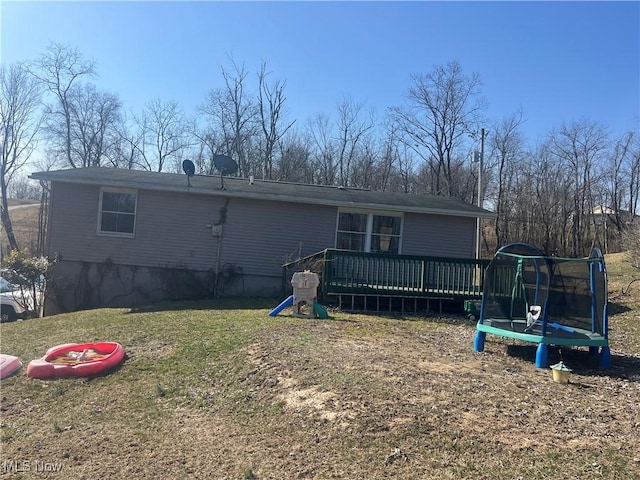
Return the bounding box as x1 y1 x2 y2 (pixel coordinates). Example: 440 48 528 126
27 342 125 379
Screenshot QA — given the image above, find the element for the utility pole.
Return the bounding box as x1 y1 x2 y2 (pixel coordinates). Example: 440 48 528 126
475 128 486 260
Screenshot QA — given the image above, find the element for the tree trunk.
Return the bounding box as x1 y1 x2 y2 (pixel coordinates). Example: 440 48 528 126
0 193 19 251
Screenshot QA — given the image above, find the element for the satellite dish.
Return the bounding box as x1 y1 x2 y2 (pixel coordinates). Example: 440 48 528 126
182 159 196 186
212 154 238 189
213 154 238 175
183 159 195 176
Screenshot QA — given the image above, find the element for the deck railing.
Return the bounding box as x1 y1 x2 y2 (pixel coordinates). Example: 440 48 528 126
283 249 489 300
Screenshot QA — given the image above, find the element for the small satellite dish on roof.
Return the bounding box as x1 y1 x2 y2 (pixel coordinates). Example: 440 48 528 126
182 159 196 186
212 154 238 190
183 159 195 176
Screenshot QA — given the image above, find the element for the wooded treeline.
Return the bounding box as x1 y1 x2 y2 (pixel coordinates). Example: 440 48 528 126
2 43 639 257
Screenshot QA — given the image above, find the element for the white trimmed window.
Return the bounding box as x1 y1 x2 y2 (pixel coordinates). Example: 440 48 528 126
98 188 137 237
336 211 402 254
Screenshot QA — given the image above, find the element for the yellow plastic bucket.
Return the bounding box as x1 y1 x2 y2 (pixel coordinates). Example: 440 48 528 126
550 361 572 383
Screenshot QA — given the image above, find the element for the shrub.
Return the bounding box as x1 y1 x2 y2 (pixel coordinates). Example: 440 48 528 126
2 250 55 317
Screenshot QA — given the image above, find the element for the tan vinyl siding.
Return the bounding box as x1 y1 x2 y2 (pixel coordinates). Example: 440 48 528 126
401 212 476 257
218 198 337 277
47 183 337 277
133 190 224 270
48 183 224 270
48 182 102 261
47 182 477 285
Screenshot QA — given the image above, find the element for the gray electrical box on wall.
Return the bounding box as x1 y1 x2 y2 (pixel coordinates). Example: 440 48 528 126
211 225 223 236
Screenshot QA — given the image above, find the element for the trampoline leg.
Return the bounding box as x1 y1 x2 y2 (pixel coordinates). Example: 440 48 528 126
474 331 486 352
599 346 611 369
535 343 548 368
589 346 599 356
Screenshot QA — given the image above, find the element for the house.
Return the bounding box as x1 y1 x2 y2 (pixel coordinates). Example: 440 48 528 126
30 167 496 313
592 205 639 228
592 205 639 253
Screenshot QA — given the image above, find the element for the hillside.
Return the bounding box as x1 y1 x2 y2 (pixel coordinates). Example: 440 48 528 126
0 199 41 255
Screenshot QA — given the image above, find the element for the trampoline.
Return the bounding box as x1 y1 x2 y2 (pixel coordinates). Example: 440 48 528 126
473 243 610 368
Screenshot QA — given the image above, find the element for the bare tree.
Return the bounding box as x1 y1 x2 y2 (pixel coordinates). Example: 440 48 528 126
349 138 382 190
107 115 144 169
134 99 191 172
257 61 295 180
31 43 95 168
529 145 572 254
222 61 258 176
391 61 485 198
69 83 121 167
489 110 526 247
626 133 640 219
596 131 640 252
606 132 634 237
200 59 259 177
0 62 44 251
335 97 374 187
549 119 608 256
307 113 336 185
192 124 229 175
374 122 402 192
276 133 312 183
7 173 41 200
395 142 417 194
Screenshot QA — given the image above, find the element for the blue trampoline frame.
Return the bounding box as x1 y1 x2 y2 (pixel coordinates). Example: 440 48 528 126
473 243 610 368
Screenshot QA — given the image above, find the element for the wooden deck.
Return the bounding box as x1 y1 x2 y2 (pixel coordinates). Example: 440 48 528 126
282 249 489 313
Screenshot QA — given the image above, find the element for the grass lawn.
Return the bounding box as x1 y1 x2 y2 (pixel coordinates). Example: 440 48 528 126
1 254 639 479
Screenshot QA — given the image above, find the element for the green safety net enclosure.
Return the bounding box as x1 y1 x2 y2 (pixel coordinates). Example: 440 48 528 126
474 243 610 368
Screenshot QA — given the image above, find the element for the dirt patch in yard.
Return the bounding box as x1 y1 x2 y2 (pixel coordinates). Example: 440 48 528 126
170 317 640 479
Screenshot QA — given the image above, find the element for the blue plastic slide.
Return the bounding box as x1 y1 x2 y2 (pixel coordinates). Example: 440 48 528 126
269 295 294 316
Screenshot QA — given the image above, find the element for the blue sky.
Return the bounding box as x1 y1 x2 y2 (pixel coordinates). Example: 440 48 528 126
1 1 639 143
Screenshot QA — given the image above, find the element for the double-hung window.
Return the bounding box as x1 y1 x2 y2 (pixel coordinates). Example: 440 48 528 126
98 188 137 237
336 211 402 254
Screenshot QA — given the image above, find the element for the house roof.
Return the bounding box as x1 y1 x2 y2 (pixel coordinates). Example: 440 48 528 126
30 167 496 219
593 205 638 217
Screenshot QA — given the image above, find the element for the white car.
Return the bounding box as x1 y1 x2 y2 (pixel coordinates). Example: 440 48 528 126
0 277 33 322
